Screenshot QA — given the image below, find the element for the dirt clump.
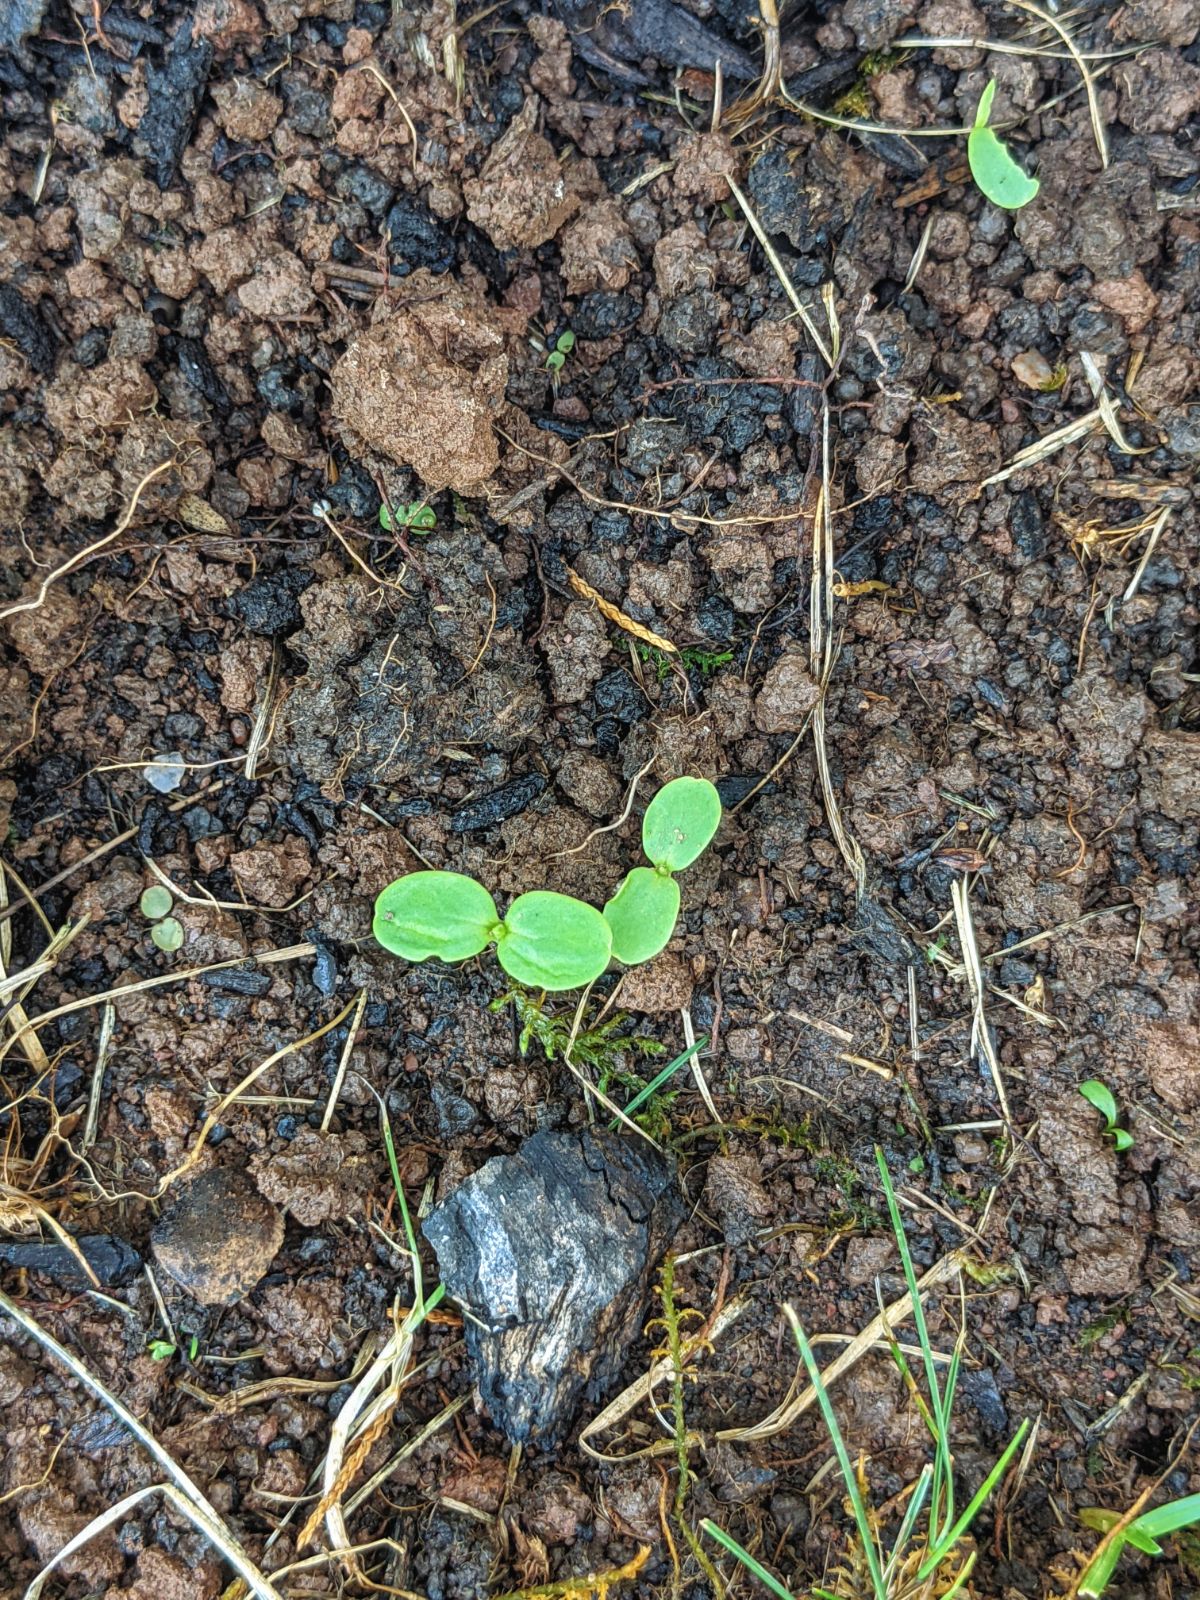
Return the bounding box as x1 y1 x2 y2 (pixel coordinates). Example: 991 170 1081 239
463 97 582 250
331 274 510 494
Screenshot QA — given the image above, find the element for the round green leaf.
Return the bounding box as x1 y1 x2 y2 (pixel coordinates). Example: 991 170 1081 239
968 83 1039 211
496 891 612 991
151 916 184 953
373 871 500 964
642 777 722 872
140 885 174 920
603 867 680 967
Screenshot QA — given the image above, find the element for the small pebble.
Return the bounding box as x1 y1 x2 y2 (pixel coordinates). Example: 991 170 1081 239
152 1167 284 1305
1011 350 1053 389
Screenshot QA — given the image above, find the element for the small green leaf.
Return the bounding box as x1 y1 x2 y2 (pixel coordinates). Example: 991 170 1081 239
140 885 174 920
495 891 612 991
642 776 722 872
374 871 500 964
1079 1079 1119 1127
545 350 565 372
1110 1127 1134 1152
188 1334 200 1362
151 917 184 953
603 867 680 966
556 330 575 354
379 502 436 532
148 1339 176 1361
968 80 1040 211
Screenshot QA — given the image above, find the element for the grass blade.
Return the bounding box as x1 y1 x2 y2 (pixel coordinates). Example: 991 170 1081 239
784 1307 887 1599
616 1036 707 1125
701 1520 794 1600
1135 1493 1200 1539
918 1418 1030 1581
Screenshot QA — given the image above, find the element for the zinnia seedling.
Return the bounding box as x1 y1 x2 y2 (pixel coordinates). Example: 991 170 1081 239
968 80 1039 211
602 776 721 965
373 871 611 991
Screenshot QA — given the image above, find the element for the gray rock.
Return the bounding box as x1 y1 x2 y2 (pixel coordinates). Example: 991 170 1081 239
424 1128 683 1443
152 1167 284 1305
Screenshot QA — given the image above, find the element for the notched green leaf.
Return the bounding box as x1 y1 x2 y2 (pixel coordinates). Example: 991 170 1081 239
642 776 722 872
603 867 681 966
968 80 1039 211
496 890 612 991
374 870 500 963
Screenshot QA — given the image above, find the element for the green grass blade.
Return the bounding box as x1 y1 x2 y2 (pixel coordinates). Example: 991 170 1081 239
614 1036 707 1125
701 1520 794 1600
884 1465 932 1580
1078 1534 1127 1598
918 1418 1030 1582
875 1148 955 1532
785 1306 888 1600
1135 1493 1200 1539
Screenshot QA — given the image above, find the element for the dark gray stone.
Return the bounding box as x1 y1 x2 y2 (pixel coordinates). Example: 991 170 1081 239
424 1128 683 1443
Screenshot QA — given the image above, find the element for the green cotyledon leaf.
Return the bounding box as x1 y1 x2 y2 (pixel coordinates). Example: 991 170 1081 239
642 776 722 872
603 867 680 966
495 891 612 990
374 871 500 963
968 80 1040 211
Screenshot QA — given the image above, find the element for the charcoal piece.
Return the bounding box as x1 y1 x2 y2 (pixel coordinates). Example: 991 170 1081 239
448 773 546 833
555 0 756 85
0 284 57 373
0 1233 141 1287
424 1128 683 1444
173 336 231 413
132 20 213 187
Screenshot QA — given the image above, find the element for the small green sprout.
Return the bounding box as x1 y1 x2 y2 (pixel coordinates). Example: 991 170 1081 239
544 328 575 375
379 502 436 533
147 1338 176 1361
602 777 721 966
968 80 1039 211
1079 1079 1133 1151
140 885 173 919
1078 1494 1200 1596
374 872 611 991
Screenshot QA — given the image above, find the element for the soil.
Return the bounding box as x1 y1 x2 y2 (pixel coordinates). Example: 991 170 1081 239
1 2 1198 1599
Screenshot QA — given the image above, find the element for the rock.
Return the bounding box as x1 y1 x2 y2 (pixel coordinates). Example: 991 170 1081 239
754 650 821 733
463 98 581 250
0 1234 141 1288
704 1152 774 1246
449 773 547 832
229 835 311 907
237 252 315 319
424 1128 683 1443
331 276 508 495
152 1168 283 1305
131 18 213 188
251 1127 380 1226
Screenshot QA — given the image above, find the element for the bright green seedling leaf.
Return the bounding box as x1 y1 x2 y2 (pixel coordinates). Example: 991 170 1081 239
1079 1078 1133 1150
968 80 1039 211
545 349 566 372
147 1339 176 1361
495 891 612 991
603 867 680 966
379 502 436 532
374 871 501 964
556 331 575 354
1079 1079 1118 1124
140 885 173 920
151 917 183 953
642 776 722 872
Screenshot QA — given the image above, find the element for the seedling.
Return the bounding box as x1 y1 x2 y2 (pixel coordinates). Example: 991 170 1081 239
374 873 611 991
140 884 182 953
544 328 574 376
1078 1494 1200 1596
1079 1079 1134 1151
968 80 1039 211
603 777 721 966
374 778 721 989
379 501 436 533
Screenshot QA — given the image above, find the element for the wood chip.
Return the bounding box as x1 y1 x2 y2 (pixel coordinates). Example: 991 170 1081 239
176 494 231 534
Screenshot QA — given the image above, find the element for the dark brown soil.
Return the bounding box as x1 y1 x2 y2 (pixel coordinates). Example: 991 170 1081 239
2 2 1198 1598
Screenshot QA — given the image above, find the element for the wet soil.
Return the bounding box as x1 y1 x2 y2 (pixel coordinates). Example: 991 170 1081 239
1 2 1198 1598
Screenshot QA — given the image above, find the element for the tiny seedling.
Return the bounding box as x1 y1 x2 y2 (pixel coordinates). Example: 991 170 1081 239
1078 1494 1200 1596
379 501 436 533
140 885 173 920
544 328 575 376
374 873 611 991
151 917 184 953
968 80 1039 211
1079 1079 1134 1151
147 1338 176 1361
603 776 721 966
140 884 182 953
